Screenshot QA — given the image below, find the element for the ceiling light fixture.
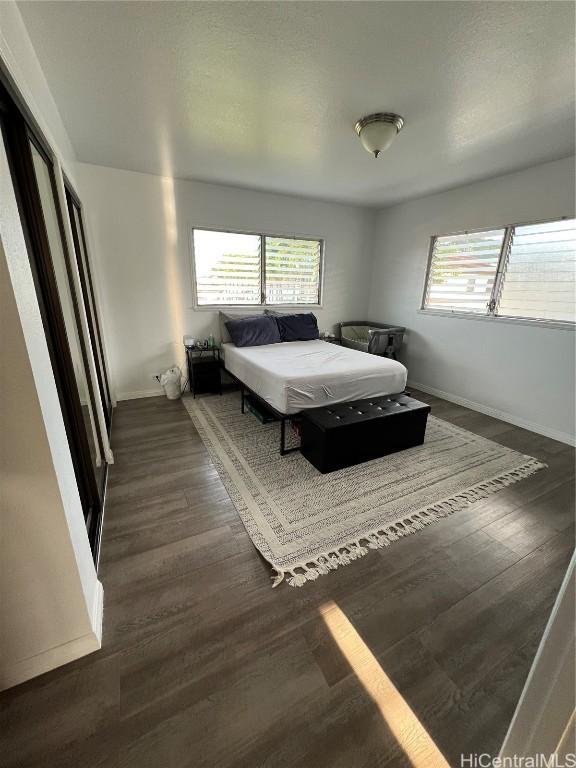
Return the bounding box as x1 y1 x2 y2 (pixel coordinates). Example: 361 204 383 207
355 113 404 158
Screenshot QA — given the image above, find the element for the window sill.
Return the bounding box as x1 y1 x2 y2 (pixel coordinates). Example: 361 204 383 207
417 309 575 331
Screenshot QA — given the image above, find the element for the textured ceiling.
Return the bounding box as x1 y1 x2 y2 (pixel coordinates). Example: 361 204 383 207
18 1 575 206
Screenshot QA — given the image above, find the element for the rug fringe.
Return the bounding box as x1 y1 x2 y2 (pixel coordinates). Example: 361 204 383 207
271 568 285 588
281 457 546 588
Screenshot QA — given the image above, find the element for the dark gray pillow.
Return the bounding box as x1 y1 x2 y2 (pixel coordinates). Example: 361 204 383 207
225 315 281 347
219 311 262 343
276 313 319 342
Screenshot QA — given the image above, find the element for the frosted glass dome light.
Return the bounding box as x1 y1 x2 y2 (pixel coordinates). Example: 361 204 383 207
355 113 404 158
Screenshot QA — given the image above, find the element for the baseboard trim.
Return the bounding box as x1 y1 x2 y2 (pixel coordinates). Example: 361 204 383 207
409 380 575 447
0 581 104 692
116 388 164 401
92 579 104 645
119 382 575 445
0 628 101 691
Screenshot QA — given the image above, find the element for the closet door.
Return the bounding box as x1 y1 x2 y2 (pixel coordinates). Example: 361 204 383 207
0 80 104 560
65 184 112 431
29 141 105 489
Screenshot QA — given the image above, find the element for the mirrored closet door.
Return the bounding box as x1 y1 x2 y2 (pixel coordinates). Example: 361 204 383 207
29 140 105 488
0 77 106 561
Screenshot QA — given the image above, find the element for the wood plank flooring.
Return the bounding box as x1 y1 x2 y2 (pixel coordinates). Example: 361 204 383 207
1 389 574 767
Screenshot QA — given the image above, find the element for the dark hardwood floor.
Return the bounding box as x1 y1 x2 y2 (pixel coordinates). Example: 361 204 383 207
1 389 574 767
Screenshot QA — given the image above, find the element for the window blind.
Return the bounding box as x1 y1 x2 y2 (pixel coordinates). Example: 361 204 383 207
497 219 576 323
424 229 505 313
193 230 261 306
264 237 321 305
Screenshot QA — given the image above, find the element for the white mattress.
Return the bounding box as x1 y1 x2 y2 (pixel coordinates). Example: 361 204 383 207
223 340 407 414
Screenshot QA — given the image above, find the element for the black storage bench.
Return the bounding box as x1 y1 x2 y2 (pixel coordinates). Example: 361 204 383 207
300 393 431 473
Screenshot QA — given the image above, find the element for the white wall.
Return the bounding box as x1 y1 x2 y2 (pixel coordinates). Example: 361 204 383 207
76 163 376 399
0 0 103 688
368 157 576 445
79 158 575 442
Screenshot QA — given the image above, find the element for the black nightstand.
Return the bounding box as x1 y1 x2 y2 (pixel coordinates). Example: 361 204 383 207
185 346 222 397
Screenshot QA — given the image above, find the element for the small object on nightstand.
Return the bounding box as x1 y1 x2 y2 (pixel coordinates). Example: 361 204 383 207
321 331 341 345
320 330 341 344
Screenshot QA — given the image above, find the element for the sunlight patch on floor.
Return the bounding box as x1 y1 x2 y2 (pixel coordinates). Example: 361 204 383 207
320 600 450 768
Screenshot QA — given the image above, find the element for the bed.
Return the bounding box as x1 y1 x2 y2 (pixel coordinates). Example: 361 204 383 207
223 339 407 415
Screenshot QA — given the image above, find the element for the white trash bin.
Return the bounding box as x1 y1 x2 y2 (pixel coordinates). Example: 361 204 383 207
159 366 182 400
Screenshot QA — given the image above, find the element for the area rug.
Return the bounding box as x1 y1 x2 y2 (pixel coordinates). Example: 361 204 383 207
183 393 545 588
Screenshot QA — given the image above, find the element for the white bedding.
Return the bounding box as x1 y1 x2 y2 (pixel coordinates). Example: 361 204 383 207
223 340 407 414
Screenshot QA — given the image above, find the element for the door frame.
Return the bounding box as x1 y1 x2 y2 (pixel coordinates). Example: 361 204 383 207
500 553 575 759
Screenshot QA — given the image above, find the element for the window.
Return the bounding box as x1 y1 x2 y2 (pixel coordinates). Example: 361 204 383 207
424 229 505 314
192 228 322 307
422 218 575 324
499 220 576 323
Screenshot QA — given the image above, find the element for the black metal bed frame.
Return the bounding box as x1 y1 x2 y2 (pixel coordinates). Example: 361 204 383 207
239 381 301 456
225 363 410 457
222 362 300 455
